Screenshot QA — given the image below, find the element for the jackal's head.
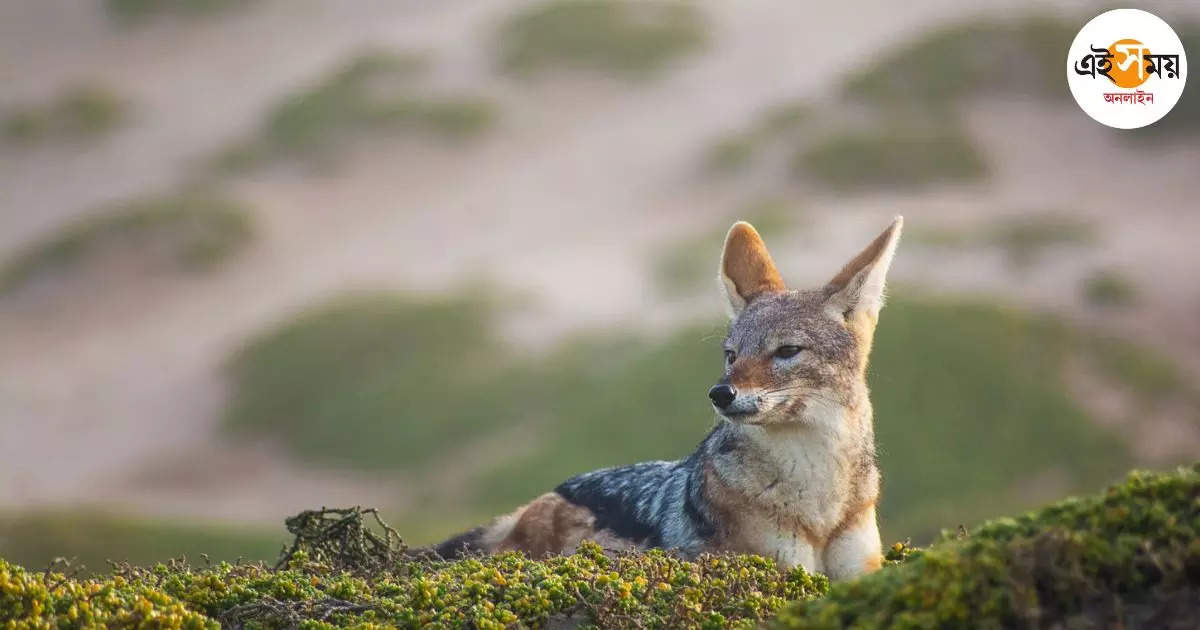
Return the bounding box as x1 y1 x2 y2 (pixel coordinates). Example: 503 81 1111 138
708 217 903 427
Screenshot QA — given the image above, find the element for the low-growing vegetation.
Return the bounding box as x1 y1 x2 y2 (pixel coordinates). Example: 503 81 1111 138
2 84 127 145
775 464 1200 628
104 0 252 22
842 15 1076 109
0 191 253 295
796 124 987 192
225 292 522 470
982 213 1096 268
1084 334 1200 409
906 213 1096 269
498 0 708 78
1083 268 1139 308
1 465 1194 628
703 101 810 174
216 51 495 172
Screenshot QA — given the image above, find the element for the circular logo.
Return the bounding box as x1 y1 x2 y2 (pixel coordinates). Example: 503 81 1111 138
1067 9 1187 129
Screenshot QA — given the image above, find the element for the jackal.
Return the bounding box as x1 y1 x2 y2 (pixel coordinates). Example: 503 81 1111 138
433 217 902 580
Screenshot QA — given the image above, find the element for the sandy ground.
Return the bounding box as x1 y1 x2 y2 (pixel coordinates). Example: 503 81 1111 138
0 0 1197 525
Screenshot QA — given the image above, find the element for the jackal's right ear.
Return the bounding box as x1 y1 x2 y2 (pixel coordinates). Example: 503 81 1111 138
718 222 786 317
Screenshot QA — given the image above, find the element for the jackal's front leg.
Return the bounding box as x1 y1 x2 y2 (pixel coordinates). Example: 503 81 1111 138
821 504 882 580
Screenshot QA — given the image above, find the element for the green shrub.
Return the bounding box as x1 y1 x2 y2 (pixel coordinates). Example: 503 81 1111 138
104 0 250 22
498 0 708 77
797 125 987 191
982 213 1095 268
1083 334 1197 407
217 51 495 171
704 133 759 173
867 296 1129 540
1083 269 1138 308
224 292 525 470
702 100 811 174
3 84 126 145
903 214 1096 268
0 191 253 294
774 464 1200 629
843 16 1076 109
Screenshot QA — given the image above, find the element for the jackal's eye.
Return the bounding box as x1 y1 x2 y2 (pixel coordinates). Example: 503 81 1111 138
724 350 736 365
774 345 803 359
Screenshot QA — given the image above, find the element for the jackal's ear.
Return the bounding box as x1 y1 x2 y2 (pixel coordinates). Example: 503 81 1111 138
719 221 786 317
824 216 903 324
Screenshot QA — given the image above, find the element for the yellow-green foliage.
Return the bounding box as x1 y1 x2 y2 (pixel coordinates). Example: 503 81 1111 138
1 466 1194 628
774 465 1200 629
0 561 215 629
0 543 826 629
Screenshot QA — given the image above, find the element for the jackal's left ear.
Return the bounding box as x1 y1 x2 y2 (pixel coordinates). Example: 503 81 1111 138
824 217 903 324
719 221 786 317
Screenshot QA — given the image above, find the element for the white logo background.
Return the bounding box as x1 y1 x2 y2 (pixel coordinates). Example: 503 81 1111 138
1066 9 1187 129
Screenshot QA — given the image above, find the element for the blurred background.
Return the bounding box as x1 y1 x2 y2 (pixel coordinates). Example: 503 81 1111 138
1 0 1198 572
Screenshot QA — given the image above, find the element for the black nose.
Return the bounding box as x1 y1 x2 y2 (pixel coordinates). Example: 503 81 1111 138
708 384 737 409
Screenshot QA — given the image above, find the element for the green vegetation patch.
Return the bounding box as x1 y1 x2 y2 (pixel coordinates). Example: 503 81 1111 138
982 213 1095 267
797 124 987 192
217 51 496 171
225 291 528 470
703 101 811 174
907 213 1096 268
0 191 253 294
3 84 127 145
0 533 826 629
0 510 281 574
1083 268 1138 308
843 15 1075 109
104 0 251 22
2 466 1194 628
498 0 708 78
869 296 1129 540
774 464 1200 629
1084 334 1200 409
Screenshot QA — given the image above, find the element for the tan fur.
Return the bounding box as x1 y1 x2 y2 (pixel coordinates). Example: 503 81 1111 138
730 355 775 391
493 493 598 557
720 222 786 314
